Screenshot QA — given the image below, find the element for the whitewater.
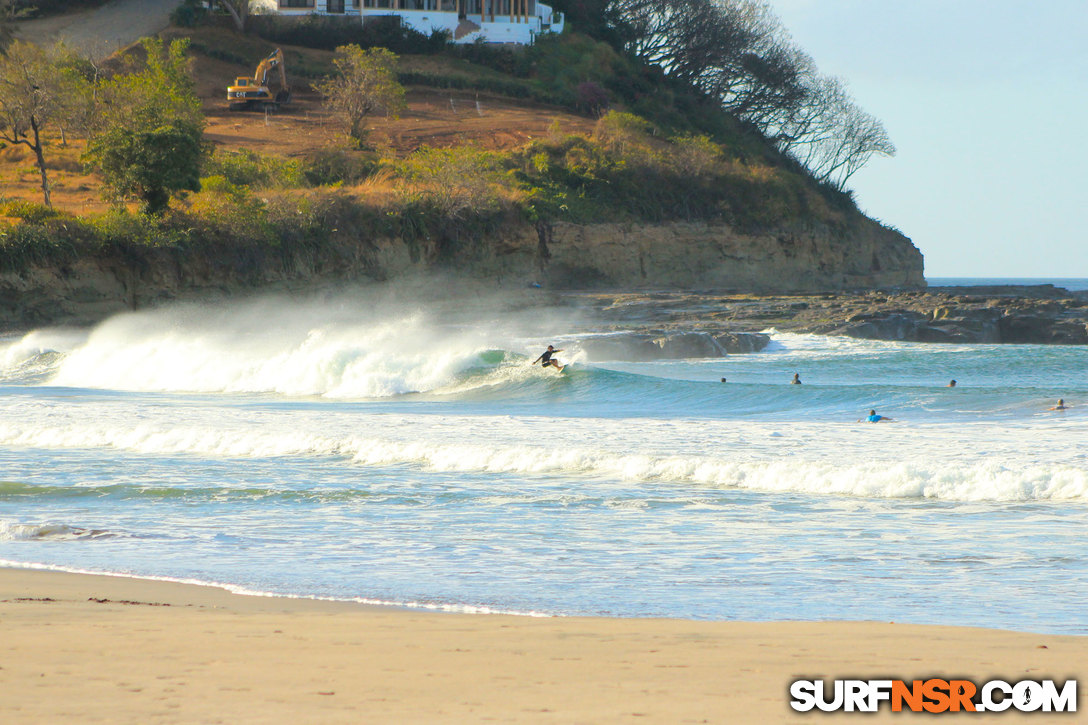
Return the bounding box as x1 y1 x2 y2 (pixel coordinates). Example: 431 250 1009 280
1 289 1086 633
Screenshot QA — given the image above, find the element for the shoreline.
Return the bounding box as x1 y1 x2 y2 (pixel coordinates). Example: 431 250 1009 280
2 568 1084 723
3 560 1086 635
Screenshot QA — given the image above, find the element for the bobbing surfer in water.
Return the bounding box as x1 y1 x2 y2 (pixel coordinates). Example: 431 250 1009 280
532 345 565 372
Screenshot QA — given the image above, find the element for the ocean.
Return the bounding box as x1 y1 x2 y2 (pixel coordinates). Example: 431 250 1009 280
927 277 1088 291
1 284 1086 634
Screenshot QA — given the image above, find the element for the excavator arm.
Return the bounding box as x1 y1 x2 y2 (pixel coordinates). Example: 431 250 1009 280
254 49 281 85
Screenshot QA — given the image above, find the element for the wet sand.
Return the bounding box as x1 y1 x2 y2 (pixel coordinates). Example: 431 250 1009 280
0 568 1083 723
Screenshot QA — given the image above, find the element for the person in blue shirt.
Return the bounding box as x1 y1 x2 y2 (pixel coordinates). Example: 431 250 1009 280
861 409 893 423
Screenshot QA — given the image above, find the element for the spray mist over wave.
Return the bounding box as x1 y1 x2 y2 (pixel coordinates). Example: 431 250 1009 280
21 288 581 398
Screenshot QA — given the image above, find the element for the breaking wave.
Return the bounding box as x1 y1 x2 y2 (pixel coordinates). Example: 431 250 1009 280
1 422 1085 503
0 521 121 541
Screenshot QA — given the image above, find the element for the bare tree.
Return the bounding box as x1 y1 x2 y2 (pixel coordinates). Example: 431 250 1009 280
608 0 894 189
775 76 894 189
0 41 87 207
814 103 895 190
615 0 756 88
613 0 810 129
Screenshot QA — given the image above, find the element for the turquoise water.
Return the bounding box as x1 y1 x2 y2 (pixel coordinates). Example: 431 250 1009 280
1 292 1086 632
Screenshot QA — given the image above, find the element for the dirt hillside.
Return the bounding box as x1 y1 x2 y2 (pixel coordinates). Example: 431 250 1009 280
1 24 595 216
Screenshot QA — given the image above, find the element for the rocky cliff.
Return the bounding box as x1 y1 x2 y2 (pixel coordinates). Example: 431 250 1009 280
518 220 923 291
0 217 923 330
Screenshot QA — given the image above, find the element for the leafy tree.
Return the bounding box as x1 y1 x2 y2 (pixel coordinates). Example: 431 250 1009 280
49 43 98 146
216 0 250 33
545 0 621 42
83 37 205 214
0 41 88 207
317 45 406 148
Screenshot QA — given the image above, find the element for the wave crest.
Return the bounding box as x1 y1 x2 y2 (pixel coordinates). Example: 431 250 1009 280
2 423 1084 503
0 522 119 541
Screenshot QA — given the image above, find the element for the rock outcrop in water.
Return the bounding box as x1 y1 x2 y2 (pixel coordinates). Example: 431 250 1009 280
573 287 1088 345
577 331 770 362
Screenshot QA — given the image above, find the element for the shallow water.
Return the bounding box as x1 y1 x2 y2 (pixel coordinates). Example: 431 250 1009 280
2 292 1086 633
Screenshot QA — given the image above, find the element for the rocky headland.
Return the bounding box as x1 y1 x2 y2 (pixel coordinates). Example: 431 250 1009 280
1 216 1083 350
1 216 923 329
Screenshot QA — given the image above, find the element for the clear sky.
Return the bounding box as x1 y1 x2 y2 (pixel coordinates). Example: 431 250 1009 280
764 0 1088 278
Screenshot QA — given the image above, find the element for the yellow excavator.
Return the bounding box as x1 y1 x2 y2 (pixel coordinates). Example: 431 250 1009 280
227 48 291 110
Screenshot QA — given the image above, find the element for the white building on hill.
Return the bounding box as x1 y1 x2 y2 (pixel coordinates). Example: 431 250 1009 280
252 1 565 45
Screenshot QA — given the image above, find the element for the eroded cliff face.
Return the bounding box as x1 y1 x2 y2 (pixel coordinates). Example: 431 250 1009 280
509 220 923 291
0 218 923 329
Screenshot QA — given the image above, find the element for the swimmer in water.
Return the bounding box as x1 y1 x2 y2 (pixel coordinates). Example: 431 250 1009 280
1048 398 1069 411
791 373 802 385
532 345 565 372
859 409 893 423
947 379 957 388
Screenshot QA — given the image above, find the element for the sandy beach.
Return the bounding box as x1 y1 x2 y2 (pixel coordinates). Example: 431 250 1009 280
0 568 1082 723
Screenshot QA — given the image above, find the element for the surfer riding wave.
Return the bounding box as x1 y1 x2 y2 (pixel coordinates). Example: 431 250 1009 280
532 345 565 373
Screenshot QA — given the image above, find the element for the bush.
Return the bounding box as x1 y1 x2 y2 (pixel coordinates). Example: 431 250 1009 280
0 223 61 272
0 216 99 272
575 81 609 116
301 148 380 187
449 40 531 78
668 134 722 177
85 209 174 249
204 149 305 189
394 146 508 218
593 111 657 156
1 199 60 224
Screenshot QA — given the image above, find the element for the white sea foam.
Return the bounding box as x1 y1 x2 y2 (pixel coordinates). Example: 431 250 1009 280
2 418 1085 503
